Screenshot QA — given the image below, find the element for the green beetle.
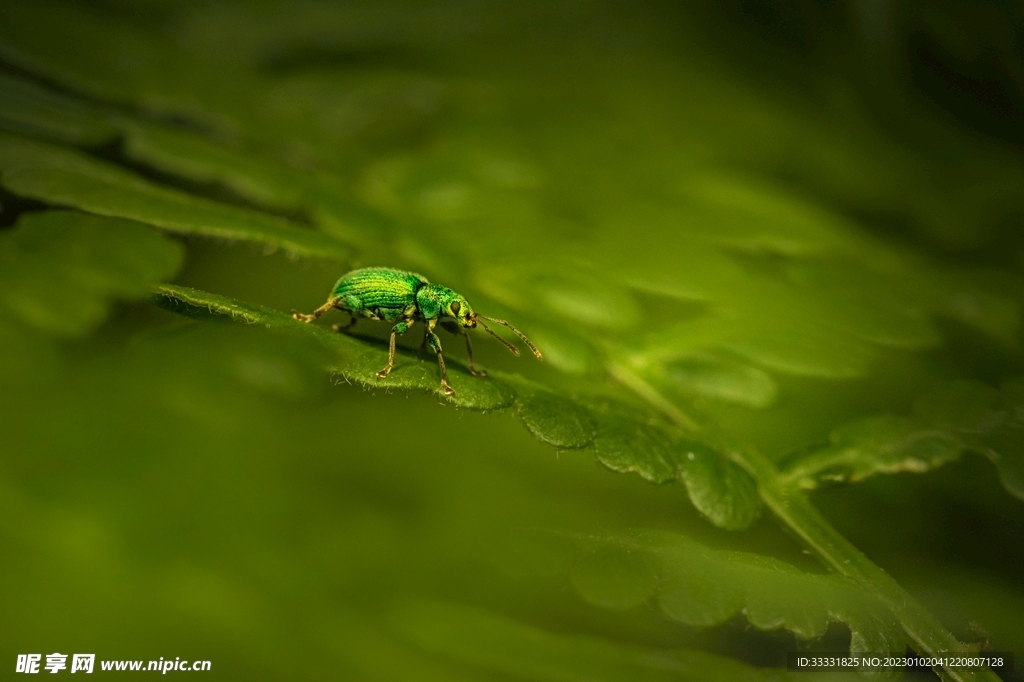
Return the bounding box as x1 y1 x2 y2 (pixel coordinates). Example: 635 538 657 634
293 267 541 395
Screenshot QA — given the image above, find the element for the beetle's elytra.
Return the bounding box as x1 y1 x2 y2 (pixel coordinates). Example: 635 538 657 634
293 267 541 395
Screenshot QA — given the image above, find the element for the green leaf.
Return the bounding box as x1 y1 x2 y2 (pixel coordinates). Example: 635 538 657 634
664 355 779 409
555 529 902 654
155 284 762 528
590 411 680 485
0 0 248 134
569 545 659 610
0 210 182 385
916 380 1024 502
0 72 121 147
0 133 350 260
782 380 1024 501
0 210 183 337
680 442 761 531
781 416 964 489
511 379 595 450
0 71 383 248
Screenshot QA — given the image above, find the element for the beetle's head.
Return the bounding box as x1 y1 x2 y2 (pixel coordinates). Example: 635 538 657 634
446 295 477 329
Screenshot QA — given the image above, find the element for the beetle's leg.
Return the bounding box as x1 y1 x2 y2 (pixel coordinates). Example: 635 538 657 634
376 319 414 379
418 326 429 354
438 319 485 378
292 298 338 323
332 312 357 333
463 332 486 377
425 323 455 395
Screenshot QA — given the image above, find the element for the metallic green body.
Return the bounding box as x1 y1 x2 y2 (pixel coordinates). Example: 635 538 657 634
330 267 473 325
293 266 541 395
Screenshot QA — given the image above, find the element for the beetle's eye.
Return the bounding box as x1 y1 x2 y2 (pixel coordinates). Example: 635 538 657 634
451 301 461 315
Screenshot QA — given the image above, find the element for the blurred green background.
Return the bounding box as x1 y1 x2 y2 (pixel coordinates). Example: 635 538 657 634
1 1 1023 679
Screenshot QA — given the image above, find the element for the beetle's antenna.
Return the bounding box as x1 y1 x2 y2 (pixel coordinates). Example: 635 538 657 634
478 318 520 356
480 315 543 359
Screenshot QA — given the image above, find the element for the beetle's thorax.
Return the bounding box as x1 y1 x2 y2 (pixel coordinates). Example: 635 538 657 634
416 284 476 327
415 284 452 320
